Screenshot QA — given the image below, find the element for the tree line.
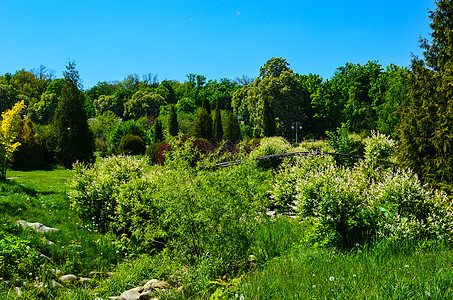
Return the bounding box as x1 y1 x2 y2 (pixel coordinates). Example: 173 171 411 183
0 0 452 193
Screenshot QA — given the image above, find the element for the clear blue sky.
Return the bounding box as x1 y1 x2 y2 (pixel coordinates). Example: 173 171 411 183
1 0 435 89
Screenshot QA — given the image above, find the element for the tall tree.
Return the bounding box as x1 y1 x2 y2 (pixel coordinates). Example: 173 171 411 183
167 104 179 136
192 107 213 140
262 96 276 137
224 111 241 143
397 0 453 193
51 61 95 168
212 100 223 142
153 119 164 143
0 101 26 180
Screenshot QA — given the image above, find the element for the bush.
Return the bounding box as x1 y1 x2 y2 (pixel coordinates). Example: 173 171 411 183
118 135 146 155
109 120 148 154
69 155 149 232
326 123 364 166
145 142 164 164
273 155 453 248
250 137 292 169
364 131 396 165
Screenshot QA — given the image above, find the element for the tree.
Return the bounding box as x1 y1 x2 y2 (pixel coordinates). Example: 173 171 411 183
212 100 223 142
224 111 241 143
168 104 178 136
192 108 213 140
397 0 453 193
0 101 26 180
262 96 275 137
51 61 95 168
123 90 165 120
12 117 45 170
153 119 164 143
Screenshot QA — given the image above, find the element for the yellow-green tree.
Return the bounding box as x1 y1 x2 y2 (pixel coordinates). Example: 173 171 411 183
0 101 26 180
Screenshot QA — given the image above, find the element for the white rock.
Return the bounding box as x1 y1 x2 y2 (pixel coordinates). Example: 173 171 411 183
60 274 78 282
119 286 144 300
143 279 159 291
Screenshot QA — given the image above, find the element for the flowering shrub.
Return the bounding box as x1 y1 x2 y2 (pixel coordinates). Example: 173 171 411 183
68 155 149 231
272 155 453 247
364 131 396 165
250 137 292 169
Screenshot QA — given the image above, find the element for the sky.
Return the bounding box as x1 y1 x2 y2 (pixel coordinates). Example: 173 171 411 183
0 0 435 89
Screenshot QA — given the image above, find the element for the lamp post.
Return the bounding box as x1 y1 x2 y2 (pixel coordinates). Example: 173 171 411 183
292 122 302 144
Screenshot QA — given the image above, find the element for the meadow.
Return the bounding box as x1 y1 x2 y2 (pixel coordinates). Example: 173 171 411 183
1 136 452 299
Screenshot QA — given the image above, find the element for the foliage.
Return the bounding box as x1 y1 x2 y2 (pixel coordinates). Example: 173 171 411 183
118 135 146 155
109 120 148 153
69 155 149 232
152 119 163 143
123 90 165 120
272 155 453 248
192 108 213 140
51 62 95 168
0 100 26 180
167 104 178 136
0 222 43 282
12 117 46 170
250 137 291 170
397 0 453 193
212 101 223 142
326 122 364 166
363 131 396 165
145 142 163 164
224 111 241 143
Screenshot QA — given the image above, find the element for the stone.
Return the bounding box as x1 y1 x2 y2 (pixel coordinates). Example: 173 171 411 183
138 290 156 300
60 274 78 282
143 279 159 291
119 286 144 300
17 220 59 233
52 279 63 288
79 277 91 282
153 281 167 289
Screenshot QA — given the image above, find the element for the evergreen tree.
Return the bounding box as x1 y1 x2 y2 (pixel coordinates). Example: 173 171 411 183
153 119 164 143
202 97 211 114
51 62 94 168
397 0 453 193
262 96 276 137
224 111 241 143
167 104 178 136
193 108 213 140
213 100 223 142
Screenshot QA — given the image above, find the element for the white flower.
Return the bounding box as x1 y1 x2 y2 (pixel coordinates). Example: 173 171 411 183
329 276 335 281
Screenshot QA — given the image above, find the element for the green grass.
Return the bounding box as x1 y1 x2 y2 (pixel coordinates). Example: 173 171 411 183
240 241 453 299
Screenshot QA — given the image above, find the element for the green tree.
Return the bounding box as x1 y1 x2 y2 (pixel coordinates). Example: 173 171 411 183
153 119 164 143
123 90 165 120
212 100 223 142
224 111 241 143
0 101 26 180
397 0 453 193
192 108 213 140
262 96 275 137
168 104 179 136
51 61 95 168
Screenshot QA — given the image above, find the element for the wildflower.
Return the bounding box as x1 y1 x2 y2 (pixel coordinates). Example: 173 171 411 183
353 274 357 277
312 285 316 288
329 276 335 281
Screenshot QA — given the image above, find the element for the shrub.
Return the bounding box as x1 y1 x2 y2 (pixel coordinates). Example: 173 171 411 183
250 137 292 169
118 135 146 155
109 120 148 154
326 123 364 166
364 131 396 165
145 142 164 164
68 155 149 231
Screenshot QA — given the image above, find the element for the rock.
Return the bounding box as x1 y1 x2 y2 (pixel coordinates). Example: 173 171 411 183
119 286 144 300
79 277 91 282
60 274 78 282
143 279 159 291
138 290 156 300
17 220 59 233
40 254 52 262
52 268 62 275
153 281 167 289
52 279 63 288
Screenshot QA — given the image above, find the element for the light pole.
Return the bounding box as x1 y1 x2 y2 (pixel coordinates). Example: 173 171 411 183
292 122 302 144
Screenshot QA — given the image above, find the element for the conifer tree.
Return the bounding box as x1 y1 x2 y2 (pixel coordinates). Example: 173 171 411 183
262 96 276 137
202 97 211 114
397 0 453 192
224 111 241 143
51 62 94 168
193 107 213 140
167 104 178 136
153 119 164 143
213 100 223 142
